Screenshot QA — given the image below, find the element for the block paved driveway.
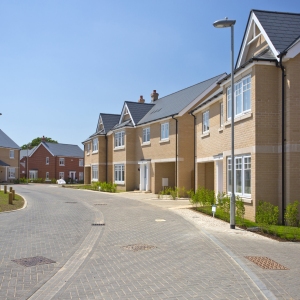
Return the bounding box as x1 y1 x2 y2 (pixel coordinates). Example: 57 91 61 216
0 184 299 299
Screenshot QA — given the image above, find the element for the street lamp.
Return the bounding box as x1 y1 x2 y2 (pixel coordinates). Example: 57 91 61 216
213 17 236 229
27 143 31 184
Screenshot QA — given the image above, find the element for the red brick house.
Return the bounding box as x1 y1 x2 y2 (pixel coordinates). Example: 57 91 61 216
20 142 84 182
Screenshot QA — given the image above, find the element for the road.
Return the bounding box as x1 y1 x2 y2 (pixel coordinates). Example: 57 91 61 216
0 184 299 299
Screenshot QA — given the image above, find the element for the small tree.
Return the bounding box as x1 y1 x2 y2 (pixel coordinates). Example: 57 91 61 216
285 201 299 227
256 201 279 225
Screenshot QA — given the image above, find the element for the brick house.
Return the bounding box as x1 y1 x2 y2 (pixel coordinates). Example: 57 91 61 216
83 74 226 193
23 142 84 182
0 129 20 182
190 9 300 221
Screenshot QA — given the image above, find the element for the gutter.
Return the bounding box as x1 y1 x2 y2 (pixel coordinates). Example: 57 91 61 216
190 112 197 191
278 51 287 225
171 115 178 188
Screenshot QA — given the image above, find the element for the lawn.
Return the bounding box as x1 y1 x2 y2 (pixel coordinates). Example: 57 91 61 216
194 206 300 242
0 189 25 212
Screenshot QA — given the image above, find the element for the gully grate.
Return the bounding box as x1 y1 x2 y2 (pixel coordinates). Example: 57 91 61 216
12 256 56 267
122 244 156 252
92 223 105 226
245 256 289 270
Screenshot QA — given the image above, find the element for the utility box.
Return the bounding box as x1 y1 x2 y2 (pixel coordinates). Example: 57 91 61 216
162 178 168 187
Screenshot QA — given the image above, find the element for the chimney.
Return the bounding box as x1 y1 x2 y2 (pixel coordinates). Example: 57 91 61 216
42 136 46 142
151 90 159 102
138 95 145 103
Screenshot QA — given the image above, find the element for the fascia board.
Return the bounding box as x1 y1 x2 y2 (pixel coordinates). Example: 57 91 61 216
29 143 54 157
192 94 223 115
136 116 173 128
178 73 227 117
237 12 279 68
120 103 135 126
285 39 300 59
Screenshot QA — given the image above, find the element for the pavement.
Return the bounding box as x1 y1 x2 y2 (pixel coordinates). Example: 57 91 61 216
0 184 299 300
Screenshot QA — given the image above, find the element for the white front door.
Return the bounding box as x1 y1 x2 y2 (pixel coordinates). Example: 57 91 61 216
69 171 76 181
216 160 223 195
139 161 150 191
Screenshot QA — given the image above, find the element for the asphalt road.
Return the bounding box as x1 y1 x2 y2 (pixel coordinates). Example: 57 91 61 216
0 184 299 299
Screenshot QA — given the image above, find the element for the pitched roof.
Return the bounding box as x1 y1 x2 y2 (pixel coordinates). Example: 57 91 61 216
138 73 226 125
253 9 300 54
20 147 37 159
0 160 10 167
98 113 120 134
124 102 155 125
31 142 83 158
0 129 20 149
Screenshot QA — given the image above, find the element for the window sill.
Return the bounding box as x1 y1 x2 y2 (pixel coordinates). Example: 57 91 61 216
115 181 125 185
86 153 90 156
114 146 125 151
218 127 224 133
92 150 98 154
159 139 170 144
59 165 65 167
142 142 151 147
201 132 210 138
225 112 252 127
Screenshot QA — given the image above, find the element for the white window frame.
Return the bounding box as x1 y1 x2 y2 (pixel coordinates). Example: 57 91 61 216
59 172 64 179
92 165 98 181
59 158 65 166
9 150 14 159
142 127 150 144
114 131 125 148
227 155 251 197
46 157 49 165
87 143 90 155
114 164 125 184
79 172 84 181
220 102 224 127
8 168 15 178
79 159 83 167
227 75 251 120
202 110 209 133
161 122 169 140
93 138 98 152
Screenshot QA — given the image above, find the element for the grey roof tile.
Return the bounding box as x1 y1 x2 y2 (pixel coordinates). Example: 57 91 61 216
253 10 300 53
41 142 83 157
99 114 120 133
0 129 20 149
20 147 36 159
138 73 226 125
0 160 10 167
125 102 155 125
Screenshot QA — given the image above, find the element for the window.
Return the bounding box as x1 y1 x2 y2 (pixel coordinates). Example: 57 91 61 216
227 155 251 197
8 168 15 178
79 172 84 181
161 123 169 140
115 131 125 148
220 102 224 126
46 157 49 165
59 172 64 179
59 158 65 166
87 143 90 155
142 127 150 143
9 150 14 159
92 165 98 181
227 75 251 120
114 164 124 183
46 172 49 180
79 159 83 167
93 138 98 152
203 111 209 133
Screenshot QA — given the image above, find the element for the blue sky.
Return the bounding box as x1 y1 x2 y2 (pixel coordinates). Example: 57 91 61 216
1 0 300 148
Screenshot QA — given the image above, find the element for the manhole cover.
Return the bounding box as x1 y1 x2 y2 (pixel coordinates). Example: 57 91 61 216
65 202 77 204
12 256 56 267
122 244 156 252
92 223 105 226
245 256 289 270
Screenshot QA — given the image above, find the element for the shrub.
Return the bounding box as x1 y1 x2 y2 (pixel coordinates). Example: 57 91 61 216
218 194 230 221
256 201 279 225
91 181 117 193
285 201 299 227
19 177 27 183
236 195 245 225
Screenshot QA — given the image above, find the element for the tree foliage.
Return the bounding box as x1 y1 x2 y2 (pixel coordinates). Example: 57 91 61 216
21 137 58 149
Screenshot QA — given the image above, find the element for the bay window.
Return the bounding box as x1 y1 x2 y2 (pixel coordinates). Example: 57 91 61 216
115 131 125 148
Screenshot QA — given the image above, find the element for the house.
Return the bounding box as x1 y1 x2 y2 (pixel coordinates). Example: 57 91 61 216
83 74 226 193
190 9 300 221
20 147 36 178
25 141 84 182
0 129 20 182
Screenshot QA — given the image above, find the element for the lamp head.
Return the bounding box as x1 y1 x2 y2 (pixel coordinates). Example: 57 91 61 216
213 17 236 28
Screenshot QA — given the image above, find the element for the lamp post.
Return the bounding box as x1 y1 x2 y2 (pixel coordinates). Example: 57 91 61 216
213 17 236 229
27 143 31 184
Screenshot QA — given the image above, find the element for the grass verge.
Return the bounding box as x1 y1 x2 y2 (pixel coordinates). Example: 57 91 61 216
0 190 25 212
193 206 300 242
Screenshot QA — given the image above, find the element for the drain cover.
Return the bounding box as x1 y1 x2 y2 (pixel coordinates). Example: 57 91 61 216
12 256 56 267
122 244 156 252
92 223 105 226
245 256 288 270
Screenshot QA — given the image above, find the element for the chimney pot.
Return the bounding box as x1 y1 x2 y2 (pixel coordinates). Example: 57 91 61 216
138 95 145 103
151 90 159 102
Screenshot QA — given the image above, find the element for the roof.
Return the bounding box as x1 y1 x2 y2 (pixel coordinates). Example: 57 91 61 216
0 160 10 167
31 142 84 158
98 113 120 134
253 9 300 54
138 73 226 125
0 129 20 149
191 90 223 113
112 119 133 130
124 102 154 125
20 147 37 159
